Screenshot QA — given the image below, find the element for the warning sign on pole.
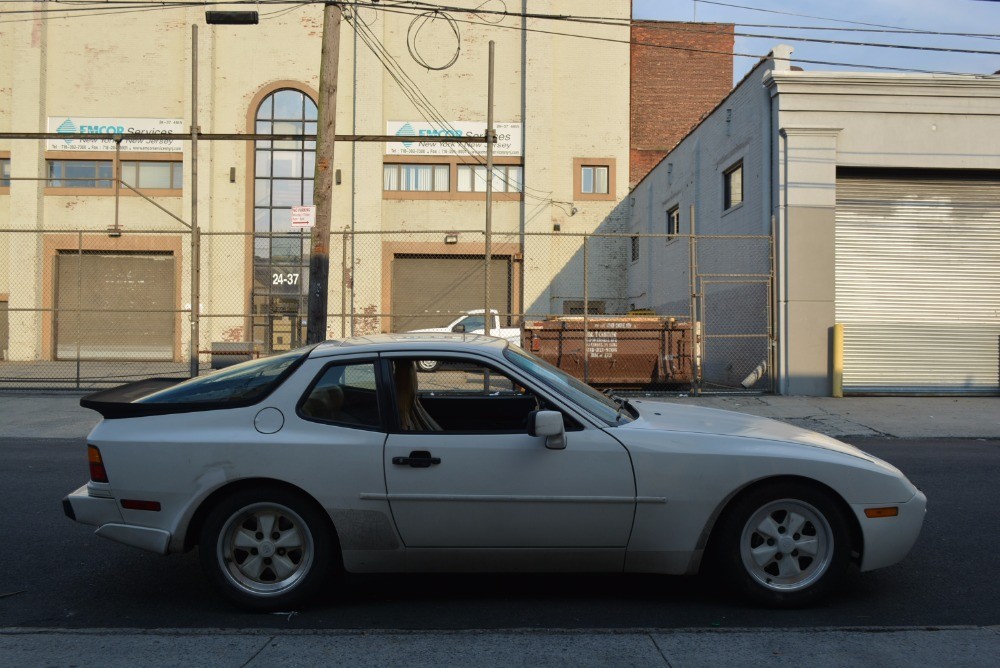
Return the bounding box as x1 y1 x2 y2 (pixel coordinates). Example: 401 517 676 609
291 206 317 228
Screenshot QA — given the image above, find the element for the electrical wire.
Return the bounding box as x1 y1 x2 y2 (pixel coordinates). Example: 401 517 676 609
406 9 462 70
370 1 1000 57
5 2 999 69
363 1 998 76
345 7 575 212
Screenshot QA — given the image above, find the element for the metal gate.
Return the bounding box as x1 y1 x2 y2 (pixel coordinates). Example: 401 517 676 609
693 235 774 394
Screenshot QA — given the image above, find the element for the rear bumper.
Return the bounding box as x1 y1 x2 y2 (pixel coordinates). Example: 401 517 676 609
63 484 171 555
855 489 928 572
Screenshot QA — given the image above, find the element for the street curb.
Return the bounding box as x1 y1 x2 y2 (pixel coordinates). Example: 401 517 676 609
1 625 993 636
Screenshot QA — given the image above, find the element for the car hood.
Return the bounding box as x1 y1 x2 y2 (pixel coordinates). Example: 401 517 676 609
620 399 875 462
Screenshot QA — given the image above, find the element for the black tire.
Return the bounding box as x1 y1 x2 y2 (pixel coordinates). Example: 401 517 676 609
198 486 336 611
712 481 851 608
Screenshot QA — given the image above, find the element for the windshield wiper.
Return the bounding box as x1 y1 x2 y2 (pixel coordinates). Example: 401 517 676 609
603 389 629 422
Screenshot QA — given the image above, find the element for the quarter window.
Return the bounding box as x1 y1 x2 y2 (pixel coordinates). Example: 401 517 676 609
300 362 381 428
724 161 743 210
0 158 10 187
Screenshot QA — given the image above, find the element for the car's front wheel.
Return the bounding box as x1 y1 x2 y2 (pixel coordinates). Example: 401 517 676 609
713 481 851 607
199 487 335 611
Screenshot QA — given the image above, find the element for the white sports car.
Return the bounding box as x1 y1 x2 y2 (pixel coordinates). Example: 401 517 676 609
64 334 926 610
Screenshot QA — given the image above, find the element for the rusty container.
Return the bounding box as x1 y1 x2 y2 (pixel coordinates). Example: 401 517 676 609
521 316 693 387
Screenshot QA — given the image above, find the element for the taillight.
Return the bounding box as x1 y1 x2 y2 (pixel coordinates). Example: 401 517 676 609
88 445 109 483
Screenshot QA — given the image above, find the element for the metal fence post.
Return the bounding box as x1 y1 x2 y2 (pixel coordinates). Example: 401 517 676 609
583 234 589 384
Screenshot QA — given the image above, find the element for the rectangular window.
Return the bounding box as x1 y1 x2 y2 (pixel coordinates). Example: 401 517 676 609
121 161 183 190
666 206 680 240
631 235 640 262
0 158 10 187
457 165 523 193
573 158 615 201
47 160 113 188
724 161 743 210
581 165 609 194
383 163 449 192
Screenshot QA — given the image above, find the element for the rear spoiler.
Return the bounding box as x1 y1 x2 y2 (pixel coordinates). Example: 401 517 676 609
80 378 188 419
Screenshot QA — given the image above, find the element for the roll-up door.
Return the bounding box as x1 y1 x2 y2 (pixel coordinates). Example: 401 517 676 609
835 170 1000 394
391 255 512 332
55 251 176 360
0 300 7 360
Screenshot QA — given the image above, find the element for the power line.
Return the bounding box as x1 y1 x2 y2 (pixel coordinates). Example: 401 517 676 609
368 1 1000 56
3 1 997 75
344 6 575 212
364 2 995 76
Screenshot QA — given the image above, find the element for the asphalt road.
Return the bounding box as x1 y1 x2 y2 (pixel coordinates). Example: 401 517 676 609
2 437 998 630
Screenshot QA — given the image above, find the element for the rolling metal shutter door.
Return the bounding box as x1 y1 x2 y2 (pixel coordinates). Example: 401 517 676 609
835 174 1000 394
0 300 7 360
55 252 176 360
391 255 511 332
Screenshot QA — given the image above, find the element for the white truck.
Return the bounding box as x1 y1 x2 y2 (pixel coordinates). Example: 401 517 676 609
407 309 521 371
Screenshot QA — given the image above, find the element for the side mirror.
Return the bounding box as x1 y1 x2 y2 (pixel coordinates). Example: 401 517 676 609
451 324 466 333
528 410 566 450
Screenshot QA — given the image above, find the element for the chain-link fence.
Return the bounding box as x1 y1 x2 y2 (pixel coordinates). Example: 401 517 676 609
0 226 772 393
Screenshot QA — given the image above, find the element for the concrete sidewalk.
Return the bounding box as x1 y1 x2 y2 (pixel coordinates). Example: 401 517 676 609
2 627 999 667
1 392 996 440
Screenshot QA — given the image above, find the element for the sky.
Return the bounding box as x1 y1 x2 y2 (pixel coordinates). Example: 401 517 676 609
631 0 1000 82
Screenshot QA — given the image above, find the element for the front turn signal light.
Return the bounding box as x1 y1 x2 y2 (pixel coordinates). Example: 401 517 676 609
864 507 899 518
88 445 109 483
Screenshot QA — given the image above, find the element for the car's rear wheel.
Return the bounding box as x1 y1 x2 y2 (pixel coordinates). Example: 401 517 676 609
714 481 851 607
417 359 439 373
199 487 334 611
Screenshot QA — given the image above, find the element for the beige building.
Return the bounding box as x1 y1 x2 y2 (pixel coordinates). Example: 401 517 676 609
0 2 732 373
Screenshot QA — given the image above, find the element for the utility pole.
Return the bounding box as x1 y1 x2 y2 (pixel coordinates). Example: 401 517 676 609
483 41 495 335
307 2 342 344
190 24 201 377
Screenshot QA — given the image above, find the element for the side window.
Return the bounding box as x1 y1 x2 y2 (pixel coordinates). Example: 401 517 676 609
393 357 575 433
454 315 484 332
300 361 381 428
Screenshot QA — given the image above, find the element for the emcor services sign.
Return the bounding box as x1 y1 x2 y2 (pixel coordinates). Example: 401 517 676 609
386 121 522 157
47 117 184 153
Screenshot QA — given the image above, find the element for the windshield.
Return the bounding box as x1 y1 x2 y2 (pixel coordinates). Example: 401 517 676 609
503 345 630 425
136 347 311 405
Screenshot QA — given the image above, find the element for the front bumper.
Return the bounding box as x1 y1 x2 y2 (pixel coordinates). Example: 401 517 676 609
63 484 171 554
855 489 928 572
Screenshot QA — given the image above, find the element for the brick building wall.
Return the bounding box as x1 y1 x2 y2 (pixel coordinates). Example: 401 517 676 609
630 21 734 186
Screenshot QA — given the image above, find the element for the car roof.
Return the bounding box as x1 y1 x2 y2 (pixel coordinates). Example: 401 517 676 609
309 332 510 358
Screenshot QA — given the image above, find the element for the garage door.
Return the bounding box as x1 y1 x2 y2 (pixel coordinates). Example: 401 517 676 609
0 300 7 360
55 251 176 360
835 170 1000 394
391 255 512 332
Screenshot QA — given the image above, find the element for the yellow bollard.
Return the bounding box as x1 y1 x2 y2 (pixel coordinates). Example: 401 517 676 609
832 323 844 398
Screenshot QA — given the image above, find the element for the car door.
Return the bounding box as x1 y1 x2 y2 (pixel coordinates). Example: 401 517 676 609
382 354 636 550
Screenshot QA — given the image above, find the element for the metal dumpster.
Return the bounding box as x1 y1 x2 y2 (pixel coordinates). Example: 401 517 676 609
522 316 693 387
209 341 261 370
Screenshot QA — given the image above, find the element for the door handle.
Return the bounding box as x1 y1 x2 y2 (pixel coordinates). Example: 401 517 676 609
392 450 441 468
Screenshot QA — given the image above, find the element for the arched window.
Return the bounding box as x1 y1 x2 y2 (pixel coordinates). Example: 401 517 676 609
251 88 317 352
